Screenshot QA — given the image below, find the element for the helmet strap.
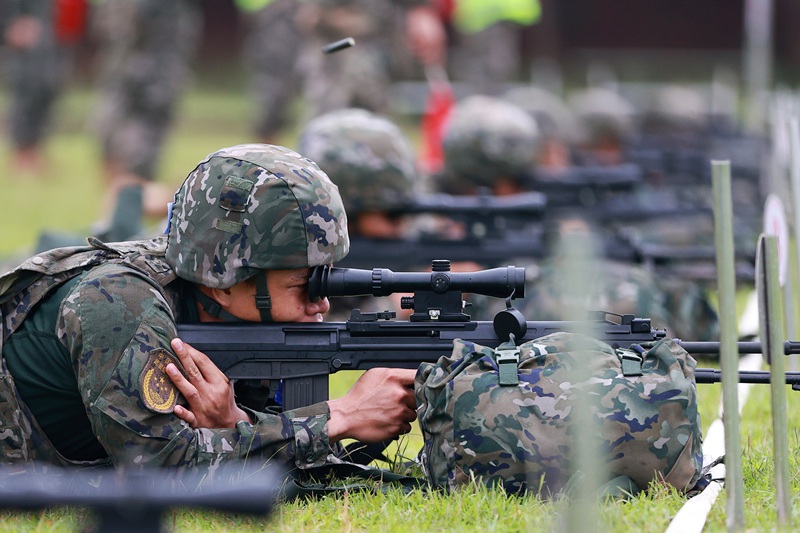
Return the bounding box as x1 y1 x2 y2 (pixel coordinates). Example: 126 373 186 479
193 287 244 323
254 271 273 323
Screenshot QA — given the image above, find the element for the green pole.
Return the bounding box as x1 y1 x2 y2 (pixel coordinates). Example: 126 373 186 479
757 235 791 525
712 160 745 530
556 228 604 533
787 118 800 369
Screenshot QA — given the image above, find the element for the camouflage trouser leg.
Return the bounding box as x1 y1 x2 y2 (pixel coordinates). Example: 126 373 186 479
298 37 391 121
449 21 523 95
90 0 202 180
7 31 70 149
242 0 304 140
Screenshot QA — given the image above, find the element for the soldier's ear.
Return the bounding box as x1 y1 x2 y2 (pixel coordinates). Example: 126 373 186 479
209 287 234 308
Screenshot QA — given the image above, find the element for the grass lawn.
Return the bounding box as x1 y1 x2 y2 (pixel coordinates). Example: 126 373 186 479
0 84 798 532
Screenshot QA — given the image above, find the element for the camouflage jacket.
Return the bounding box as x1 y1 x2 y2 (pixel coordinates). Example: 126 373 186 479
0 237 335 470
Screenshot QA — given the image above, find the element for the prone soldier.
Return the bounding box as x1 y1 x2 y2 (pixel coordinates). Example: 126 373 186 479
0 144 417 470
439 94 719 341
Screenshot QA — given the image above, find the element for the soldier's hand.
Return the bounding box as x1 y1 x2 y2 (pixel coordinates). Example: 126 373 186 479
327 368 417 443
166 338 252 428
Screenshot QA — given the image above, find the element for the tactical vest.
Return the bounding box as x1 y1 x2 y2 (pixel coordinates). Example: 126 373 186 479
0 237 176 466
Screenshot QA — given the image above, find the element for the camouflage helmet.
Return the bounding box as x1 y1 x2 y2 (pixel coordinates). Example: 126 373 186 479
166 143 349 289
442 95 539 188
297 108 417 214
502 86 580 144
568 87 637 147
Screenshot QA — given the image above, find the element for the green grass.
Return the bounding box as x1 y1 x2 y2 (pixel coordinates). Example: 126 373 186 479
1 84 798 531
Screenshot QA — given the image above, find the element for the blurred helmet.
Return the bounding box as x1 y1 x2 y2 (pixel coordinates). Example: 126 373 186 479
166 143 349 289
297 108 417 214
503 86 580 144
442 95 539 188
646 84 708 132
569 87 637 147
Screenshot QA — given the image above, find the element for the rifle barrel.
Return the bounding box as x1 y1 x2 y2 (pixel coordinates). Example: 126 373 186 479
695 369 800 386
677 340 800 355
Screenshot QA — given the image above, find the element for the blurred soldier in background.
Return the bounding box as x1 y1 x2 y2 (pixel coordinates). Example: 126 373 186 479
437 94 539 196
568 86 638 167
2 0 85 174
439 94 719 340
446 0 542 95
626 84 763 255
298 107 419 239
89 0 202 241
236 0 304 145
294 0 446 120
502 84 579 170
297 107 422 320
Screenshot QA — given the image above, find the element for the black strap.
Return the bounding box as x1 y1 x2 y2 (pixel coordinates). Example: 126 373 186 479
254 272 272 323
193 288 243 323
281 462 426 501
340 440 391 465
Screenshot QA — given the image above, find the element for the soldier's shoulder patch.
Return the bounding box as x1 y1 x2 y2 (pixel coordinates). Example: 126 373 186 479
140 348 181 414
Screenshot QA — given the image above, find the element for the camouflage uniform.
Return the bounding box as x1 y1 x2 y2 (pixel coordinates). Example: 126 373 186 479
3 0 74 153
445 0 541 94
90 0 202 181
0 145 350 469
238 0 304 141
295 0 426 119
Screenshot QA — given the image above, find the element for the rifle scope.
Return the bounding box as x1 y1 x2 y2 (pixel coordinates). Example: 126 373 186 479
308 261 525 301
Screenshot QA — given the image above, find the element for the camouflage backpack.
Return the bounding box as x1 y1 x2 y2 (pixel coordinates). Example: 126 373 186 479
414 331 703 496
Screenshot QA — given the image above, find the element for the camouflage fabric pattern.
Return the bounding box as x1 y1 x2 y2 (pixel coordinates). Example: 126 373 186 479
442 95 539 188
298 108 417 214
295 0 411 119
240 0 303 139
6 0 73 150
90 0 202 179
166 144 349 289
415 332 703 495
0 238 340 469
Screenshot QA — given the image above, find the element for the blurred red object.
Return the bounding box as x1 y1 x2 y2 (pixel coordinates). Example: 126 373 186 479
54 0 88 44
418 65 455 176
432 0 455 21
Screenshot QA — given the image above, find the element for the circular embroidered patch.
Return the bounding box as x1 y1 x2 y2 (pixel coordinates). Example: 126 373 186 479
140 348 181 413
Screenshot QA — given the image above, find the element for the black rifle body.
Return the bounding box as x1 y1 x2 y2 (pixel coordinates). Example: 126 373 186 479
177 317 800 410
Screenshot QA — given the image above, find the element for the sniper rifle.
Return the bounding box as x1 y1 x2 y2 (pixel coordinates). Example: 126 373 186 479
176 262 800 411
